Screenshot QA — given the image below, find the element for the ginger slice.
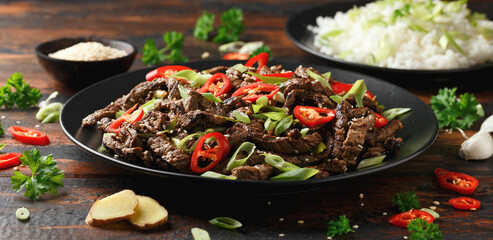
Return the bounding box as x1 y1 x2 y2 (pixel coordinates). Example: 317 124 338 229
85 189 138 226
128 195 168 230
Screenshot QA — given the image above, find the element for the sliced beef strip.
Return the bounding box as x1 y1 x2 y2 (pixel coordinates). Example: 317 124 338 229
208 66 229 74
82 97 125 127
282 77 334 98
184 92 242 116
133 110 169 134
341 109 376 165
365 119 403 146
177 110 230 130
147 136 192 173
284 89 334 111
231 164 274 181
331 101 352 159
225 125 249 150
258 65 283 75
345 94 382 114
312 159 347 174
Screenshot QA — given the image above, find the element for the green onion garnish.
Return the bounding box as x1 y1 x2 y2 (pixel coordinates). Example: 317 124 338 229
346 79 367 108
178 132 205 152
253 111 288 121
270 168 319 181
232 111 251 124
201 92 223 103
209 217 242 229
264 118 277 131
383 108 412 121
356 155 386 170
191 227 211 240
177 85 190 99
246 72 290 84
226 142 256 171
172 70 210 87
274 115 293 136
263 154 299 172
201 171 237 180
231 63 249 73
300 128 309 137
306 69 331 90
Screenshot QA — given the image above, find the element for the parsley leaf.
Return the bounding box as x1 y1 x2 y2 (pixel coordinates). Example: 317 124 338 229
11 149 65 200
430 87 484 129
407 218 443 240
0 120 4 136
194 10 215 41
250 45 272 60
0 73 42 109
326 214 355 238
213 7 244 44
393 191 421 212
142 31 188 66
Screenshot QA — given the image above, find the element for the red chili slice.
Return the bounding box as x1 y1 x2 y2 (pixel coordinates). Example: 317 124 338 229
449 197 481 210
223 52 250 60
146 65 192 81
436 170 479 195
330 80 375 100
244 52 269 72
231 82 280 102
253 72 294 82
374 112 388 128
388 210 435 228
434 168 450 177
8 126 50 145
293 106 336 127
0 152 22 169
198 73 233 96
190 132 230 173
108 103 143 134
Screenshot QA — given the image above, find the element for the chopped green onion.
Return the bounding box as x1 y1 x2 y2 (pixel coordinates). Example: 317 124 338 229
0 143 5 151
36 102 62 122
115 110 124 118
201 92 223 103
265 105 288 112
171 137 181 147
256 96 269 105
300 128 309 137
231 63 248 73
273 91 285 103
226 142 256 171
312 142 326 154
274 115 293 136
306 69 331 90
201 171 237 180
140 98 162 114
356 155 386 170
252 104 263 114
246 71 289 84
330 95 345 104
383 108 412 121
440 27 466 56
178 132 205 152
270 168 319 181
346 79 367 108
16 207 30 221
177 85 190 99
218 41 245 52
321 29 345 39
239 41 264 54
253 112 288 121
420 208 440 219
166 118 177 131
479 27 493 40
209 217 242 229
41 111 60 123
172 70 210 87
191 227 211 240
232 111 250 124
264 118 277 131
322 72 331 79
263 154 299 172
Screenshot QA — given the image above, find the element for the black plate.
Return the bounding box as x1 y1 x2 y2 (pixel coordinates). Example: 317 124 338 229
60 60 438 195
286 0 493 87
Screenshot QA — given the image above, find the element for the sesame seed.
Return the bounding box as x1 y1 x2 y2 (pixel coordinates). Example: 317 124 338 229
433 201 440 205
297 220 304 224
383 212 387 216
429 206 437 210
352 225 359 229
404 236 408 239
359 193 364 199
35 124 40 128
279 233 285 237
470 208 477 211
360 203 364 206
279 218 284 222
13 167 18 171
16 121 21 124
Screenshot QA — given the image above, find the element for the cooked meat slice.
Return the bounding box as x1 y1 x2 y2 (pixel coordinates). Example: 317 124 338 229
345 94 382 114
312 159 347 174
360 144 387 159
331 101 352 159
133 110 168 134
366 119 403 146
208 66 229 74
82 98 125 127
183 92 242 115
258 64 283 75
147 136 192 173
282 77 334 97
177 110 229 130
341 110 376 165
231 164 273 181
309 168 330 179
225 125 249 150
284 89 334 110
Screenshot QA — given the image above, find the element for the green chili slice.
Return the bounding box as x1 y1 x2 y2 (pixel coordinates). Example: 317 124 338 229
383 108 412 121
226 142 256 171
246 71 290 84
232 111 251 124
201 171 237 180
306 69 331 90
191 227 211 240
274 115 293 136
263 154 299 172
178 132 205 152
356 155 386 170
201 92 223 103
209 217 243 229
270 168 319 181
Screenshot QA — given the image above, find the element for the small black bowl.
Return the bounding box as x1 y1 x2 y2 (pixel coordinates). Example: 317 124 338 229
35 37 137 90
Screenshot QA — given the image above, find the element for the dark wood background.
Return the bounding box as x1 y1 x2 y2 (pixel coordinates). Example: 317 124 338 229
0 0 492 239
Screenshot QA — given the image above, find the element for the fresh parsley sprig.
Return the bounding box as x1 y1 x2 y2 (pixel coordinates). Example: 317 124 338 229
194 10 215 41
0 73 42 109
142 31 188 66
213 7 244 44
326 214 355 238
393 191 421 212
430 87 484 129
407 218 443 240
11 149 65 200
250 45 272 60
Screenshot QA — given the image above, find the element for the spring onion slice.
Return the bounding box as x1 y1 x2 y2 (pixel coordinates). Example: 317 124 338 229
440 27 466 56
264 118 277 131
312 142 326 154
140 98 162 114
246 72 290 84
356 155 386 170
226 142 256 171
115 110 125 118
252 104 263 114
201 171 237 180
274 115 293 136
41 111 60 123
178 132 205 152
253 112 288 121
0 143 5 150
306 69 331 90
16 207 30 221
300 128 309 137
256 96 269 105
171 137 181 148
218 41 245 52
270 168 319 181
420 208 440 219
346 79 367 108
273 91 285 103
177 85 190 99
263 154 299 172
201 92 223 103
191 227 211 240
383 108 412 121
36 102 63 122
232 111 251 124
172 70 210 87
209 217 243 229
231 63 249 73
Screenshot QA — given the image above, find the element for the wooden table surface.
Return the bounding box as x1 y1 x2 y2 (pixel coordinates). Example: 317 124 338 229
1 0 492 239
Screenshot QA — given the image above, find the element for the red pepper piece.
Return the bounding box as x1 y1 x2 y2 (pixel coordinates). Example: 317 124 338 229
449 197 481 210
146 65 192 81
434 168 450 177
388 210 435 228
374 112 388 128
108 103 143 134
253 72 294 82
198 73 233 96
190 132 230 173
436 170 479 195
245 52 269 72
222 52 250 60
0 152 22 169
293 106 336 127
8 126 50 145
330 80 375 100
231 82 280 102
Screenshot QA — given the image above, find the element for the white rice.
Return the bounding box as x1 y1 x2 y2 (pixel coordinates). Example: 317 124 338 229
49 42 127 61
308 0 493 70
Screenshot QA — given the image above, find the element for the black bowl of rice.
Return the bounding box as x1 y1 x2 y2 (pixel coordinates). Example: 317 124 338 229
35 37 137 90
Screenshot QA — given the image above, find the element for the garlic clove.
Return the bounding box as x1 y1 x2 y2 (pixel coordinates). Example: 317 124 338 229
459 130 493 160
480 114 493 132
